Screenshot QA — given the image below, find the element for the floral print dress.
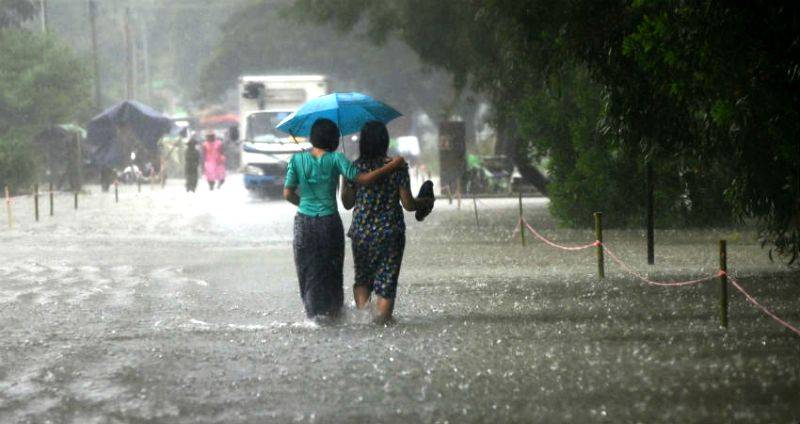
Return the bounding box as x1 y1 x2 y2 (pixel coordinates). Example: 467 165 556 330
347 158 411 299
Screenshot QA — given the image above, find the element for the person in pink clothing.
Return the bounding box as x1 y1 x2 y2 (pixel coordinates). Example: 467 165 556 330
203 133 227 190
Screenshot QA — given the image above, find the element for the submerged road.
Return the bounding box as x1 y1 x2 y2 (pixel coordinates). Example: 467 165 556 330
1 177 798 422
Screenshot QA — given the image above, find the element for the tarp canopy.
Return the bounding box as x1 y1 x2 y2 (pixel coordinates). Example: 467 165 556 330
85 101 174 167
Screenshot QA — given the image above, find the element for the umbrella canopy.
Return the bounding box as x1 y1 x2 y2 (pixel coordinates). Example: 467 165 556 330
276 92 402 137
85 100 174 167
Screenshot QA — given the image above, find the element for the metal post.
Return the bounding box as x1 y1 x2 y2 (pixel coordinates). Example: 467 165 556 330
594 212 605 279
518 192 526 247
88 0 102 111
114 181 119 203
124 7 134 100
719 240 728 328
34 184 39 222
39 0 48 33
74 191 78 210
646 161 655 264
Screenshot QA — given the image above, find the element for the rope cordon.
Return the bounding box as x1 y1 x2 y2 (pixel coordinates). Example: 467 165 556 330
728 276 800 336
521 218 598 251
602 244 720 287
518 217 800 336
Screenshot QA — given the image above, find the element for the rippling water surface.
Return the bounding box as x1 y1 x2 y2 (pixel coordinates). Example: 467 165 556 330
1 179 798 423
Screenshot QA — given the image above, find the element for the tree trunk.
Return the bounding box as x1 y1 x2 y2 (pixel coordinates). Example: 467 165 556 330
497 118 549 196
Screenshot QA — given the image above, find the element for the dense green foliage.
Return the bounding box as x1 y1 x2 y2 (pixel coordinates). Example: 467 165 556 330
617 2 800 258
0 136 35 191
0 25 91 191
289 0 799 262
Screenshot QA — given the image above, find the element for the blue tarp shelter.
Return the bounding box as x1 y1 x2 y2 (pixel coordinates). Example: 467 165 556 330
85 101 174 167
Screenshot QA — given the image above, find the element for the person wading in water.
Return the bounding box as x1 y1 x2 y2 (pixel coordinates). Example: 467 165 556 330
341 121 433 324
283 118 406 321
185 137 200 192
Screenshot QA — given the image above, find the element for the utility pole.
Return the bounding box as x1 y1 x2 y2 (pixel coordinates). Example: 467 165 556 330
39 0 48 33
646 160 655 265
140 18 151 104
124 7 134 100
88 0 102 111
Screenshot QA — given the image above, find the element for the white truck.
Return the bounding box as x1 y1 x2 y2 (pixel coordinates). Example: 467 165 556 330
238 75 329 195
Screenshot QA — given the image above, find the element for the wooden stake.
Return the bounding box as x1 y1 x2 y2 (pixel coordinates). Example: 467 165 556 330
719 240 728 329
160 157 166 188
49 182 54 216
456 178 462 210
472 193 479 228
34 183 39 222
74 191 78 210
4 185 11 229
594 212 605 279
114 181 119 203
518 192 526 247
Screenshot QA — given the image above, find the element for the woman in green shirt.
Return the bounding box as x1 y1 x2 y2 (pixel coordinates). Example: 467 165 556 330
283 118 405 320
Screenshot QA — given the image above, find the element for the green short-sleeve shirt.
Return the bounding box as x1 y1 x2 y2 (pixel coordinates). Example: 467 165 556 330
285 151 359 217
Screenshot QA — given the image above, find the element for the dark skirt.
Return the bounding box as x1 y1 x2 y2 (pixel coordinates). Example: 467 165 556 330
293 213 344 318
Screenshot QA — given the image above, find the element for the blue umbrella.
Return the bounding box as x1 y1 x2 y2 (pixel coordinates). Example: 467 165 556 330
276 92 402 137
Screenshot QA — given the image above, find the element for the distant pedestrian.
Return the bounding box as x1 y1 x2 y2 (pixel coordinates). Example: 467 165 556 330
185 137 200 192
341 121 433 324
203 133 226 190
283 118 406 321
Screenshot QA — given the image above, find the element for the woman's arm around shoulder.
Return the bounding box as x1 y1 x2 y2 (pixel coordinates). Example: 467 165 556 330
353 156 406 185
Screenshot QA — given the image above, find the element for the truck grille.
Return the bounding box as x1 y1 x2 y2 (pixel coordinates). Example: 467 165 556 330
255 163 287 175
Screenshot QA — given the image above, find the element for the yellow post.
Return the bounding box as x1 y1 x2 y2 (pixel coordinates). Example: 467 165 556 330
456 178 462 210
34 183 39 222
518 192 526 247
4 185 12 229
594 212 604 279
472 193 479 228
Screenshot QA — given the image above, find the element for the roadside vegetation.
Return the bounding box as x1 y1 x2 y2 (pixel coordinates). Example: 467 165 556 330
0 4 91 192
283 0 800 263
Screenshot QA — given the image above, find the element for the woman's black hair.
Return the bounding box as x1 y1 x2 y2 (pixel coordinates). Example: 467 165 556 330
358 121 389 160
309 118 340 151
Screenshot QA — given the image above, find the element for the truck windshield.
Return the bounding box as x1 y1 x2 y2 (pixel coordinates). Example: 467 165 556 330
246 111 292 142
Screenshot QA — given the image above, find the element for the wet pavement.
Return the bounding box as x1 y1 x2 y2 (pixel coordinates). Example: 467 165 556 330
1 177 799 423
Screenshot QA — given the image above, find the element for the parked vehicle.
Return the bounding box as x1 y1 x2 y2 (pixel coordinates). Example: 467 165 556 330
237 75 329 196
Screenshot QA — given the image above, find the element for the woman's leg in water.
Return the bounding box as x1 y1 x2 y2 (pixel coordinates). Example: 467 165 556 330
374 296 395 324
354 285 371 308
372 234 404 324
351 239 375 309
208 180 215 191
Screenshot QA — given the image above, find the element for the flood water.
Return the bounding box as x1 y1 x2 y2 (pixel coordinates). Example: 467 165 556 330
1 178 798 423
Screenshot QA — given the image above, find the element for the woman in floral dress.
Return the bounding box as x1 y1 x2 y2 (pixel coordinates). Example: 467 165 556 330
341 121 434 324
